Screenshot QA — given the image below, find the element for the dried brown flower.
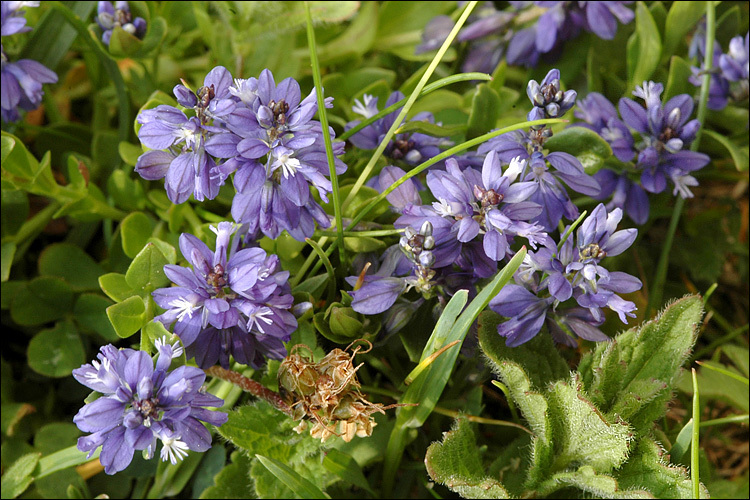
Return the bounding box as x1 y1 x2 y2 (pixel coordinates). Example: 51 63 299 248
278 340 407 442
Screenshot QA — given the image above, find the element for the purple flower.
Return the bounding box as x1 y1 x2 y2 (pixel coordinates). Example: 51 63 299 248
526 68 577 123
592 169 649 225
96 1 147 46
202 68 347 241
508 2 634 67
396 153 549 270
1 1 58 123
691 32 749 109
73 340 228 475
152 222 301 369
719 33 749 83
489 203 641 347
346 91 451 166
574 92 635 162
619 82 710 197
479 132 600 231
135 66 236 203
348 221 478 326
1 1 37 36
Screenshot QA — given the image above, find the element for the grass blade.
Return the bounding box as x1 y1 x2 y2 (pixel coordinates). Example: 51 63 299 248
382 247 527 496
338 72 492 142
342 1 479 208
255 454 330 499
691 367 700 498
305 2 346 264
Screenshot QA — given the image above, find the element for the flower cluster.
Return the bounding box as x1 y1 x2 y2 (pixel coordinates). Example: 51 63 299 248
73 339 228 475
1 1 57 122
346 91 451 166
689 30 749 110
96 1 146 46
135 66 347 241
576 81 710 223
479 69 600 231
489 204 641 347
396 153 549 274
417 2 635 73
152 222 302 369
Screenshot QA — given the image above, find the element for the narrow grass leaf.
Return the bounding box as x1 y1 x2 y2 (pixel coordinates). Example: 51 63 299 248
255 455 330 499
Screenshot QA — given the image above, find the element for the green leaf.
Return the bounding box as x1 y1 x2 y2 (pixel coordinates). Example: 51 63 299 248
124 242 170 296
615 437 709 498
19 1 96 70
120 212 154 259
34 423 80 456
73 294 118 341
1 403 35 437
217 401 335 498
107 170 146 212
106 296 147 338
466 84 501 140
478 311 569 391
425 417 510 498
399 248 527 428
536 466 652 498
701 129 749 172
677 362 749 412
118 142 143 167
628 2 662 90
315 1 377 66
396 120 466 138
580 295 703 430
35 445 100 481
664 56 695 102
38 243 104 292
1 242 15 282
1 189 28 239
663 1 707 58
321 449 373 494
723 345 749 378
293 274 329 297
544 126 613 175
256 455 330 499
109 17 167 58
342 235 386 253
1 452 40 499
199 451 253 499
10 277 75 326
546 374 632 473
26 320 85 378
339 185 390 220
98 272 136 303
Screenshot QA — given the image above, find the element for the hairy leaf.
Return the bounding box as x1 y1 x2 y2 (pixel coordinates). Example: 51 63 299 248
425 417 510 498
546 374 632 473
580 295 703 432
478 311 569 391
615 438 709 498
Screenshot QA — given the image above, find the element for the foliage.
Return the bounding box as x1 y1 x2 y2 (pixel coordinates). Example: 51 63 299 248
1 1 748 499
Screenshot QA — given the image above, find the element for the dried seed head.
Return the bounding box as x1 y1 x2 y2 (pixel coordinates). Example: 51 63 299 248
277 340 410 442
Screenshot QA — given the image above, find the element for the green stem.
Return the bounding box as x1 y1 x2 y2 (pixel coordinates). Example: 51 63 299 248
645 1 715 319
316 228 403 238
338 72 492 142
342 1 479 209
305 2 346 265
305 237 336 303
290 236 328 288
691 368 701 498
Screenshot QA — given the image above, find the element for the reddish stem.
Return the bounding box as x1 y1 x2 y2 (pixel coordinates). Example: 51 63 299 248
205 366 292 416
